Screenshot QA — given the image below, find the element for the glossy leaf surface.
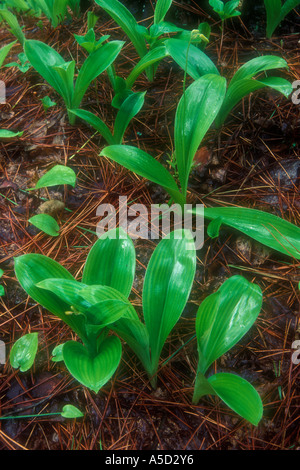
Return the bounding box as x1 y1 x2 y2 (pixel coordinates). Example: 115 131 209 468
195 275 262 374
208 373 263 426
198 206 300 259
10 333 38 372
82 228 136 298
34 165 76 189
174 74 226 196
100 145 184 205
143 230 196 374
62 336 122 393
28 214 60 237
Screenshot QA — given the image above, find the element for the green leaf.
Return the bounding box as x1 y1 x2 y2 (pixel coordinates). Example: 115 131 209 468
216 76 292 127
113 92 146 143
41 95 56 112
10 333 38 372
94 0 148 60
0 286 4 296
61 404 84 418
174 74 226 196
198 206 300 259
29 214 60 237
82 228 136 298
69 108 115 144
24 39 72 105
100 145 184 206
62 336 122 393
14 254 86 339
73 40 124 109
125 46 168 89
0 9 25 45
207 373 263 426
0 40 17 68
154 0 173 24
143 229 196 377
34 165 76 189
51 343 64 362
165 39 219 81
0 129 23 140
195 275 262 374
229 55 288 85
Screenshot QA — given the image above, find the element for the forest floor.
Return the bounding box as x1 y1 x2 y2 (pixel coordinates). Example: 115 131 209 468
0 1 299 450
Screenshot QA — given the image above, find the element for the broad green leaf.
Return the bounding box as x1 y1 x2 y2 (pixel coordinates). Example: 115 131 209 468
174 75 226 196
165 39 219 81
73 40 124 108
80 285 133 326
216 76 292 127
154 0 173 24
69 108 115 144
36 278 89 312
229 55 289 85
61 404 84 418
10 333 38 372
113 92 146 143
51 343 64 362
0 40 16 68
0 269 3 277
38 278 130 327
0 285 4 296
14 254 86 339
94 0 148 60
196 275 262 374
82 228 136 298
29 214 60 237
100 145 184 206
143 230 196 375
207 373 263 426
24 40 71 103
62 336 122 392
0 129 23 140
0 9 25 44
34 164 76 189
125 46 168 89
196 206 300 259
52 60 75 107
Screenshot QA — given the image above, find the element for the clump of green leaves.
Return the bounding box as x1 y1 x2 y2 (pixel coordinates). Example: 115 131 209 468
13 229 135 392
24 38 124 124
209 0 241 21
193 276 263 426
101 74 227 206
13 228 196 391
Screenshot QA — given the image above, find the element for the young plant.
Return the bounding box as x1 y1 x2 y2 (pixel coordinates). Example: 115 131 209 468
165 39 293 128
209 0 241 21
76 229 196 388
24 38 124 124
13 228 136 392
264 0 300 38
193 276 263 426
94 0 210 103
189 206 300 260
101 74 227 206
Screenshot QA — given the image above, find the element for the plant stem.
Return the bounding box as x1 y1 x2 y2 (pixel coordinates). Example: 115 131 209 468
192 371 215 405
